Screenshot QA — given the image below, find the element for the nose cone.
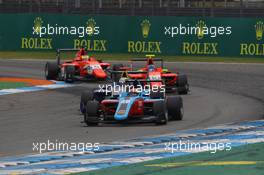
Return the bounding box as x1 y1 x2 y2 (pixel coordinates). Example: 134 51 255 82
114 111 128 120
93 69 107 79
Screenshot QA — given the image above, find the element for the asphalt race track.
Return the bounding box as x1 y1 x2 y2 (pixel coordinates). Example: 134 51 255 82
0 59 263 157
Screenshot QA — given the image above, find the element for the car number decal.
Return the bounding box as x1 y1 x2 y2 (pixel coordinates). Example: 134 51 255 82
149 74 161 80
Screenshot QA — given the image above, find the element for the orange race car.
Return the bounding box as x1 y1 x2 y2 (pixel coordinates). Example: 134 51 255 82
111 55 189 94
45 48 110 82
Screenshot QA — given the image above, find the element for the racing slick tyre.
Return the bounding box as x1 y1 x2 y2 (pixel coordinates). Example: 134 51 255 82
177 74 189 95
167 96 183 121
112 64 124 82
153 101 168 125
64 65 75 83
80 91 94 114
45 62 59 80
84 101 99 126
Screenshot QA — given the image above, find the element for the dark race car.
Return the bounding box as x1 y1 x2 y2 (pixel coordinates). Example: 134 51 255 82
45 48 110 82
112 55 189 94
80 79 183 126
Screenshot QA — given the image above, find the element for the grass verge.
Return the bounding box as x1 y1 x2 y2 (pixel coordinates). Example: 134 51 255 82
73 142 264 175
0 51 264 63
0 82 28 89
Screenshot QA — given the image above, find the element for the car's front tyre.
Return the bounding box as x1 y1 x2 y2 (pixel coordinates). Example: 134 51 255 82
80 91 94 114
167 96 183 121
84 101 99 126
45 62 59 80
177 74 189 94
153 101 168 125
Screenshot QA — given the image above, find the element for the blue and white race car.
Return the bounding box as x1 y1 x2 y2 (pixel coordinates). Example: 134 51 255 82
80 79 183 126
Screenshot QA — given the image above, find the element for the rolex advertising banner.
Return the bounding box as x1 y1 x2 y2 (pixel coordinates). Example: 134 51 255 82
0 13 263 57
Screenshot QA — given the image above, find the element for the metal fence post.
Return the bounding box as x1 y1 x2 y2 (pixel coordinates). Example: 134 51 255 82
240 0 243 17
210 0 214 17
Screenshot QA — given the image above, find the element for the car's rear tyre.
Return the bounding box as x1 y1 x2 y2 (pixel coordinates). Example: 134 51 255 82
64 65 75 83
153 101 168 125
80 91 94 114
84 101 99 126
177 74 189 94
167 96 183 121
45 62 59 80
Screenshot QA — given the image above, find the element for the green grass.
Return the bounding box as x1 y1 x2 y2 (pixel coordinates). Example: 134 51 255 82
0 82 28 89
0 51 264 63
73 142 264 175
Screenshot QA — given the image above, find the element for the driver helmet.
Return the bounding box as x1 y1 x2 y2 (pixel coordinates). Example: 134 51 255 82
147 64 155 72
119 77 128 85
75 48 86 61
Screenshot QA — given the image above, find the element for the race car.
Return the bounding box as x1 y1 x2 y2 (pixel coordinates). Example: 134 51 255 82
112 55 189 94
44 48 110 82
80 79 183 126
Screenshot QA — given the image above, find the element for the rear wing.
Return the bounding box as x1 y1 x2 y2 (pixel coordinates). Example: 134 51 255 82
130 58 163 62
130 57 164 69
110 70 148 75
56 48 82 65
110 71 165 85
124 79 163 83
110 70 147 80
